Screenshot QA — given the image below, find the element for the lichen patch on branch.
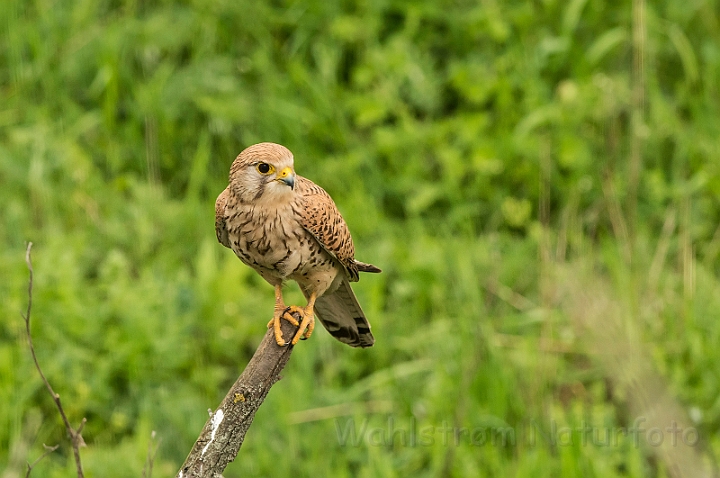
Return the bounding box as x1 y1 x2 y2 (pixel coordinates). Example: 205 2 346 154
201 409 225 456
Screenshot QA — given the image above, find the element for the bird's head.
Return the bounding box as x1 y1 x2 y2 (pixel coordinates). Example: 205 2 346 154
229 142 297 203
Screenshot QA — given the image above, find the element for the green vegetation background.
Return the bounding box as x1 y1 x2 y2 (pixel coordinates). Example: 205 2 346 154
2 0 719 476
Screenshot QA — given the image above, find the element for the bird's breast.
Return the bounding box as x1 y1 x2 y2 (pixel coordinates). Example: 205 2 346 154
225 203 319 281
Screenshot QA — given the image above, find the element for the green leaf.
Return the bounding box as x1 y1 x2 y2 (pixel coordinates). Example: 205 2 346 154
586 27 628 66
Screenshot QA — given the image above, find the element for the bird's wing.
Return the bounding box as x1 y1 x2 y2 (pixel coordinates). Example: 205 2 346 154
295 176 359 281
215 187 231 249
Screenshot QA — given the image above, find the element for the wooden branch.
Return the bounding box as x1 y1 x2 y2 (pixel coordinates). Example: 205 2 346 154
177 317 299 477
23 242 86 478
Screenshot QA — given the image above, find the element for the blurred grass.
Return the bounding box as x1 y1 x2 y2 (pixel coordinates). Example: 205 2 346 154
1 0 720 476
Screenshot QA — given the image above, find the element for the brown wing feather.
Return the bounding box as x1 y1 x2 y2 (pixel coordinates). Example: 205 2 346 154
295 176 360 280
215 187 231 248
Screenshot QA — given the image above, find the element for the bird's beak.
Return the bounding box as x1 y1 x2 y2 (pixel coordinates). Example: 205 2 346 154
276 166 295 190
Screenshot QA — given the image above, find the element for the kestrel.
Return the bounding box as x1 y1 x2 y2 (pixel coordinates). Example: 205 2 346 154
215 142 381 347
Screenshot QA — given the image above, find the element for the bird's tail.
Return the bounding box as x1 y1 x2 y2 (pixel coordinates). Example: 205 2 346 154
355 261 381 274
308 276 375 348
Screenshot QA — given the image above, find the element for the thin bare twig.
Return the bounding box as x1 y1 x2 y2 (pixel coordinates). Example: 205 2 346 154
25 443 60 477
142 431 161 478
23 242 86 478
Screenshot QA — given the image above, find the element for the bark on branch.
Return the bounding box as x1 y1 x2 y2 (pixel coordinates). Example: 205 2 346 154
177 317 299 477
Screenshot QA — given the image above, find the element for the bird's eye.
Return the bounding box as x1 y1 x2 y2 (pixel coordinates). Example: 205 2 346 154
256 163 274 175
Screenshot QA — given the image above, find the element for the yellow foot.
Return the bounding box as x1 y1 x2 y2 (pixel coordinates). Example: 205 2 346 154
283 306 315 344
267 307 300 347
267 287 317 347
